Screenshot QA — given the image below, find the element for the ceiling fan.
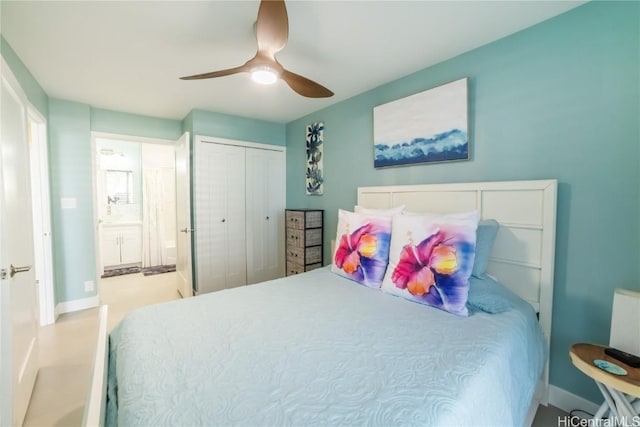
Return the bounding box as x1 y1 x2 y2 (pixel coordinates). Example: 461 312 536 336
180 0 333 98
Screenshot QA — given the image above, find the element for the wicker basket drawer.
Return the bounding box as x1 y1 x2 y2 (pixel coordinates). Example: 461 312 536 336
286 211 305 230
287 247 304 264
286 262 304 276
286 228 304 248
305 211 323 228
305 228 322 246
306 263 322 272
285 209 323 275
286 261 321 276
306 246 322 264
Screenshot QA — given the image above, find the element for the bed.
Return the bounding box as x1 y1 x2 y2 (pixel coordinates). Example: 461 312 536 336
85 179 557 427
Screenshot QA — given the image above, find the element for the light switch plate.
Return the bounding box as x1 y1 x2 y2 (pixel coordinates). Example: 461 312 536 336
84 280 95 292
61 197 77 209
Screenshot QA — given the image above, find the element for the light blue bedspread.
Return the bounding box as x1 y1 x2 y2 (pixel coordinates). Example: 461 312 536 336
107 267 545 426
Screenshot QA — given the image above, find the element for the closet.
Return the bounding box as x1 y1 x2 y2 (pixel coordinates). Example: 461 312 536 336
194 138 285 294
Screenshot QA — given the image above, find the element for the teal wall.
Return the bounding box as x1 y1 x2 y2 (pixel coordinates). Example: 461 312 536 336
48 104 188 304
286 1 639 404
190 109 285 145
47 105 284 303
1 36 48 116
4 32 282 305
181 110 194 138
4 0 639 405
48 99 96 303
91 108 183 141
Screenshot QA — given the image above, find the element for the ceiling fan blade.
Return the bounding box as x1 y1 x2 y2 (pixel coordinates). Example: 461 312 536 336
180 64 249 80
256 0 288 55
281 69 334 98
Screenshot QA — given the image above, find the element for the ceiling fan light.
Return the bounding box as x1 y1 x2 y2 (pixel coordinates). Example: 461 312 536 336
251 67 278 85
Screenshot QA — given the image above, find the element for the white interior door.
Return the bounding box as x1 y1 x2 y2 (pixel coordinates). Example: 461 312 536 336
246 148 285 284
175 132 192 298
195 142 246 294
224 146 247 288
28 111 55 326
0 59 39 426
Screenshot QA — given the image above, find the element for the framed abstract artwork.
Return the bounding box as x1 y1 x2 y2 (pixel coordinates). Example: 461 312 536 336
373 78 469 168
306 121 324 195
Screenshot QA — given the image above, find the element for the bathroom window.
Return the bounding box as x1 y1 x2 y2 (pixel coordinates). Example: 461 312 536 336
106 170 134 204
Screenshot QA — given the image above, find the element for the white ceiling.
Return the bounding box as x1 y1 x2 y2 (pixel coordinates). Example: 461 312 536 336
2 1 586 124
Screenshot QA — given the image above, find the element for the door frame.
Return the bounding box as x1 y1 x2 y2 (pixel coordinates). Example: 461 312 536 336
175 132 192 298
27 106 55 326
90 132 181 289
0 78 9 427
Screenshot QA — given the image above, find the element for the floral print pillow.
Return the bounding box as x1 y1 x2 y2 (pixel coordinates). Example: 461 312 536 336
331 209 392 288
381 211 479 316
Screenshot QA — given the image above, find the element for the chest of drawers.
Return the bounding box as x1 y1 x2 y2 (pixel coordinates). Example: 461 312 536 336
285 209 324 276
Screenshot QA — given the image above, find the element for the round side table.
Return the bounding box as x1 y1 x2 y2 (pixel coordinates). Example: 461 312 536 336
570 343 640 423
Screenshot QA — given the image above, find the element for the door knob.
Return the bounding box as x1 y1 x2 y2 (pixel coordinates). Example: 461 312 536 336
221 219 226 223
180 228 194 233
10 264 32 278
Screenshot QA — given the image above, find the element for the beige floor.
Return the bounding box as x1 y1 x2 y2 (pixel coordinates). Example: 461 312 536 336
23 271 180 427
23 271 568 426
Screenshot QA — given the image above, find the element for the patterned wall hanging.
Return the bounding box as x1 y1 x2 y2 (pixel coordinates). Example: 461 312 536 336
305 121 324 195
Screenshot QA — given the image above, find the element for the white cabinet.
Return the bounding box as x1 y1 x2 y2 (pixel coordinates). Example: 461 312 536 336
101 230 121 267
194 140 285 294
101 223 142 269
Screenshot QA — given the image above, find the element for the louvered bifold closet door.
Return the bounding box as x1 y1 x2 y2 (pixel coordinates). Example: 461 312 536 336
195 142 247 294
245 148 285 284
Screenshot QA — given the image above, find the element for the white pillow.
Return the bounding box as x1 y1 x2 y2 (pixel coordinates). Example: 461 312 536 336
381 211 479 316
354 205 405 216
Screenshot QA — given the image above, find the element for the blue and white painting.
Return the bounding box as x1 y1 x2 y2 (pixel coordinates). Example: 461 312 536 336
373 78 468 168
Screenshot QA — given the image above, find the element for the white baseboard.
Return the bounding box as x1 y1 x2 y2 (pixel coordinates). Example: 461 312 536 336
54 295 100 320
548 384 600 414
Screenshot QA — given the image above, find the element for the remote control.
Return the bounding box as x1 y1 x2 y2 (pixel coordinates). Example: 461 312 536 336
604 347 640 368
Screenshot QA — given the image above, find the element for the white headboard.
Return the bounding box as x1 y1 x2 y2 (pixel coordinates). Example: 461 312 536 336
357 179 557 404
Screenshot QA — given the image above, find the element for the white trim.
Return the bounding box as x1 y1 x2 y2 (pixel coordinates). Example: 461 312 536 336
83 305 108 427
358 179 558 194
27 107 55 326
91 131 175 146
54 295 100 319
175 132 193 298
549 384 599 415
91 135 101 280
195 134 287 153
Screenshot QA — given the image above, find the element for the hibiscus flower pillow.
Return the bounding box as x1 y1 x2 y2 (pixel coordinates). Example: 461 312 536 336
331 209 392 288
381 211 479 316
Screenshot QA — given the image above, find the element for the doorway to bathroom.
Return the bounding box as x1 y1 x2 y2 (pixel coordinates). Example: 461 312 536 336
91 132 182 309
